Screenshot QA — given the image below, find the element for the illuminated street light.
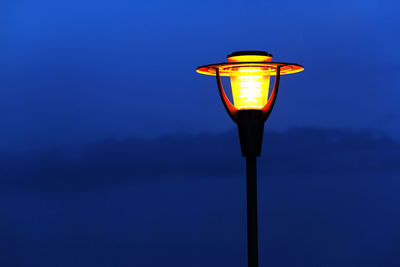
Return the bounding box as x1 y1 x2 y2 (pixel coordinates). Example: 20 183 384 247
196 51 304 267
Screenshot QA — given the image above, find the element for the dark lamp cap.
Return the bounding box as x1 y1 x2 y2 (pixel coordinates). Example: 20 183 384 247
227 51 273 58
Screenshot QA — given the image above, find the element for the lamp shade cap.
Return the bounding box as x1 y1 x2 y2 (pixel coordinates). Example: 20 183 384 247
227 51 273 58
227 51 273 63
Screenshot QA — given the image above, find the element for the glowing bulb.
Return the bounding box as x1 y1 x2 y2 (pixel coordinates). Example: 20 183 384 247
230 67 271 110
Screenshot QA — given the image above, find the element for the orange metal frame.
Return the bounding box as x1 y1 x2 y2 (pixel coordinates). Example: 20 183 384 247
215 66 281 123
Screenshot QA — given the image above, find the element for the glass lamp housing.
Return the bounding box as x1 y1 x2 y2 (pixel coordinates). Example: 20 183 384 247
230 67 271 110
227 53 273 110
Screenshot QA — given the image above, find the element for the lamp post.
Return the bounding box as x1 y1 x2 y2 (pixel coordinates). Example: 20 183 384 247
196 51 304 267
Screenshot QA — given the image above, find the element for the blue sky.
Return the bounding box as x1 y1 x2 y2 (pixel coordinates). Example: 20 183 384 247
1 1 400 265
1 0 400 151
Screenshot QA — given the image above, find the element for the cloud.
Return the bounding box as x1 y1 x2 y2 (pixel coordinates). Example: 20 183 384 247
0 127 398 192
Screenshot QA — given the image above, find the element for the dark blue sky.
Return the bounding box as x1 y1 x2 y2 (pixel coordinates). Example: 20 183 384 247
1 128 400 266
1 0 399 151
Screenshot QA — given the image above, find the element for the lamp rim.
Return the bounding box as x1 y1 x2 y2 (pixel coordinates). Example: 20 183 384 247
196 62 304 76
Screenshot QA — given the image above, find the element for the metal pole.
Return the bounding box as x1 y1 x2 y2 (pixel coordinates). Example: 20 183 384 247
246 156 258 267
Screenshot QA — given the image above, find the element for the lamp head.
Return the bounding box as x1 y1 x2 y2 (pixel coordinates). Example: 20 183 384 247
196 51 303 110
196 51 304 157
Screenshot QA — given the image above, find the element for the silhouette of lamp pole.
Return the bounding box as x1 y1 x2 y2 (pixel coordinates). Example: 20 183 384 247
196 51 304 267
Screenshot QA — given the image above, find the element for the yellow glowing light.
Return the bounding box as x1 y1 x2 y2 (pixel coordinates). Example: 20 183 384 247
230 67 271 110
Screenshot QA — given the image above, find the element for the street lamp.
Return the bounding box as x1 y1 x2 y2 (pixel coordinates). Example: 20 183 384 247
196 51 304 267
